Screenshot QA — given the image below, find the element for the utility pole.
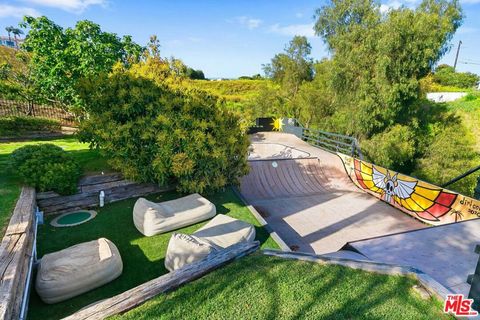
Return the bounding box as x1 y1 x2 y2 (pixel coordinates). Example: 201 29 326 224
454 40 462 71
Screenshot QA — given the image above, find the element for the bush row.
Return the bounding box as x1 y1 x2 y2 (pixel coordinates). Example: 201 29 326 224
0 116 62 137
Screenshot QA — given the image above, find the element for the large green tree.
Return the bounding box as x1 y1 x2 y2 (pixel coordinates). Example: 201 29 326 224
0 46 39 105
20 16 143 106
314 0 463 137
263 36 314 118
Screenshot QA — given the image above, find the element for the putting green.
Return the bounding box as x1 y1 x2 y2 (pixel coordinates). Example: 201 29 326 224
51 210 97 227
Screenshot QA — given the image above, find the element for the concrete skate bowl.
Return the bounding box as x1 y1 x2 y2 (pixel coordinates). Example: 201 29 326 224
248 143 310 160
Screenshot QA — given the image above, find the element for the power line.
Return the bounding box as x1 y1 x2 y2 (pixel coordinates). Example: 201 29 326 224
463 59 480 64
459 61 480 66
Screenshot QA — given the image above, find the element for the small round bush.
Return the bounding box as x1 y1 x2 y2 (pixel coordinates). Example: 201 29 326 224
10 144 81 195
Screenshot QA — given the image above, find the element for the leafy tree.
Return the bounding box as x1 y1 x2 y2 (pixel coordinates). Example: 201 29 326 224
239 74 263 80
252 85 286 118
0 46 39 105
263 35 314 116
362 125 417 172
186 68 206 80
20 16 143 106
11 27 23 38
432 64 479 88
314 0 463 137
292 60 336 127
78 71 249 194
5 26 14 41
122 36 191 88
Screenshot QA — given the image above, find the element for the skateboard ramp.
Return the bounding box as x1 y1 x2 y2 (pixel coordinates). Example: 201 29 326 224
349 219 480 295
240 132 426 254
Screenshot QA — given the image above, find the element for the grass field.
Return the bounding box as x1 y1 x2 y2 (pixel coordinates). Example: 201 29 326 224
28 187 279 320
447 95 480 153
0 136 109 236
112 253 450 320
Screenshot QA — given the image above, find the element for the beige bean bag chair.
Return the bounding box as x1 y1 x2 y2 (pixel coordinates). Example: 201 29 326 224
165 214 256 271
133 193 216 236
35 238 123 304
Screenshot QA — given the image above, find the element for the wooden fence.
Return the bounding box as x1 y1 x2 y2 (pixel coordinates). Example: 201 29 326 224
0 99 77 127
0 187 36 320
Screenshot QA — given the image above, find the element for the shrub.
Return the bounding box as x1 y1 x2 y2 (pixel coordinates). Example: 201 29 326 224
432 65 479 89
78 72 249 194
413 125 479 196
10 144 81 194
464 93 478 102
362 125 417 173
0 116 61 137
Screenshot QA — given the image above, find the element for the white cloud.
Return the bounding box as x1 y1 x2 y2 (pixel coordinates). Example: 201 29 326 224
0 4 40 18
231 16 262 30
380 0 402 13
269 23 315 38
295 12 304 18
21 0 106 12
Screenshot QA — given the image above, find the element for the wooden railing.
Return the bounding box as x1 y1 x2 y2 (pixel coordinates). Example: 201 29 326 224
0 187 36 320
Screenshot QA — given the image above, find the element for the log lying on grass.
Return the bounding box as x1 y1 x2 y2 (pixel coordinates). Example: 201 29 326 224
64 241 260 320
262 249 452 300
0 187 36 320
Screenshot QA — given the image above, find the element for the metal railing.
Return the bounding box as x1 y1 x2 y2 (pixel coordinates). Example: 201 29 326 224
282 118 363 159
302 127 363 158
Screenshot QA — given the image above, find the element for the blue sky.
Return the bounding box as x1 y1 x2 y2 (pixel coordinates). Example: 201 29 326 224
1 0 479 78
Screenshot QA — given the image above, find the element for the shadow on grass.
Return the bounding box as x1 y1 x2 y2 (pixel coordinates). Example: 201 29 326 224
112 254 449 320
28 187 277 320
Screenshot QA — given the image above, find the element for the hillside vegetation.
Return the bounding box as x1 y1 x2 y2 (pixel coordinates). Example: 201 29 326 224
190 79 272 102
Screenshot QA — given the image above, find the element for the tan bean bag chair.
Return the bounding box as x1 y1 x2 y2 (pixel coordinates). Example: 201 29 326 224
35 238 123 304
165 214 256 271
133 193 216 236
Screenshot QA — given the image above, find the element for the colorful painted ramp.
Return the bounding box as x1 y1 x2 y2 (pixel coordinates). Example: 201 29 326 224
240 132 426 254
240 131 480 297
241 132 480 254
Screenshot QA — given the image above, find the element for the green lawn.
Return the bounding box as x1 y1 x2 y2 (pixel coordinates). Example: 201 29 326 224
0 136 109 236
112 253 450 320
28 187 279 320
